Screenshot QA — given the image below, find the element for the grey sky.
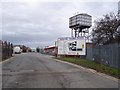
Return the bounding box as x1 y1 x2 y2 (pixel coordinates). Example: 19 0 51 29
1 0 119 48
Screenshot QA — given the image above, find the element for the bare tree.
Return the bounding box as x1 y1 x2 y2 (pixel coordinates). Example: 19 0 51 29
92 13 119 45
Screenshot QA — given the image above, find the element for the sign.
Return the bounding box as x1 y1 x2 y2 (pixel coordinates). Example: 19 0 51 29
56 37 86 55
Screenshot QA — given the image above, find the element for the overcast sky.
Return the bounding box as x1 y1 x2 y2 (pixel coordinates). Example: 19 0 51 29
1 0 119 48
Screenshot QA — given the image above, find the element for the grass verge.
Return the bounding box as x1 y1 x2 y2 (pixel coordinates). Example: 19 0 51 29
55 56 120 79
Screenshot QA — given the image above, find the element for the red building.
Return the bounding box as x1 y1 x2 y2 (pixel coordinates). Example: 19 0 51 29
44 45 57 55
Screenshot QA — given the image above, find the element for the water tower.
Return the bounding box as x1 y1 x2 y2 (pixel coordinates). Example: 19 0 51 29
69 13 92 38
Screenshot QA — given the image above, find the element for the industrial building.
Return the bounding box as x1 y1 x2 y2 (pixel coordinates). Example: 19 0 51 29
44 45 57 55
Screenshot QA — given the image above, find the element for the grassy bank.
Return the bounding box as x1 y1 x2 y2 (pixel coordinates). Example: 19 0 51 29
55 56 120 78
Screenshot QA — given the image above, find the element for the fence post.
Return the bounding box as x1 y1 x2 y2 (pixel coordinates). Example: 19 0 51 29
118 43 120 69
10 43 13 56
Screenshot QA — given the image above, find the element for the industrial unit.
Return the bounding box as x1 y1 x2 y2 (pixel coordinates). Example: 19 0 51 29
44 45 56 55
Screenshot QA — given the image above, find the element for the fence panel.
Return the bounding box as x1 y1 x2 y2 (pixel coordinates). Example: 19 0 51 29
86 47 93 61
86 43 119 69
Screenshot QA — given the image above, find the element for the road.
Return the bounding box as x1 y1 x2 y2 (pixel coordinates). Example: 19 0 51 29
2 53 118 88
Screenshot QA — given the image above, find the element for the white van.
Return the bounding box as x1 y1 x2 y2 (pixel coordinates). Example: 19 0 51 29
13 46 21 54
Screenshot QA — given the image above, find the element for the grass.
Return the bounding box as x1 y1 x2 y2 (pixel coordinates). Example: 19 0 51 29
1 56 13 62
55 56 120 78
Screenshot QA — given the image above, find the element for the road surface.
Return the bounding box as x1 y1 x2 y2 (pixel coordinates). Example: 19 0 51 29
1 53 118 88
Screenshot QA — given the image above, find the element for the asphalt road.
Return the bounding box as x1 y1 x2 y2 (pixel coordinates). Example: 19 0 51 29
2 53 118 88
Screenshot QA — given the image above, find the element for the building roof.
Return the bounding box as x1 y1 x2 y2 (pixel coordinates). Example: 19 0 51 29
44 45 56 50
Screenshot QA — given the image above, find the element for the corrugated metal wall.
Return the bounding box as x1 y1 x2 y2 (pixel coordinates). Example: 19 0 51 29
86 43 120 69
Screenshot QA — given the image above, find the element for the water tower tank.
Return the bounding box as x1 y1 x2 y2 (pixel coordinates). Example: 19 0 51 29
69 13 92 37
69 13 92 29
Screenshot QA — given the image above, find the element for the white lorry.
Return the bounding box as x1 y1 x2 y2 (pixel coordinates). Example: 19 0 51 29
13 46 22 54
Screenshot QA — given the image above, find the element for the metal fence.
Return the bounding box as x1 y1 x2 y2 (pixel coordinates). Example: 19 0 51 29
0 40 13 61
86 43 120 69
